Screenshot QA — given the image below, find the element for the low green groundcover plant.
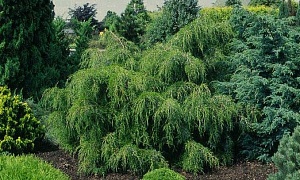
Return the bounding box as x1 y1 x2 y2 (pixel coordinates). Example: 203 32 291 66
142 168 186 180
0 154 69 180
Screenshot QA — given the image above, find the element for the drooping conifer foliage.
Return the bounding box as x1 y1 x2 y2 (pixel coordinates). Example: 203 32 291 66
41 20 241 174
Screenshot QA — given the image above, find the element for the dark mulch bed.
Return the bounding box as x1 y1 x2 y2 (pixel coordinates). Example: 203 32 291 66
34 144 277 180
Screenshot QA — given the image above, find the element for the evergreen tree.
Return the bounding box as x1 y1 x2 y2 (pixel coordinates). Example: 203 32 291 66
145 0 199 44
103 11 121 32
225 0 242 6
249 0 281 6
296 0 300 25
279 0 289 18
0 0 69 99
119 0 150 43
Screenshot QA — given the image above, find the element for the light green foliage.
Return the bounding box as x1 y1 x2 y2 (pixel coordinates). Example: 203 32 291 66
140 44 206 84
268 126 300 180
41 30 239 175
0 86 44 154
184 85 236 149
102 140 168 174
183 141 219 173
0 154 69 180
145 0 199 44
169 9 234 58
168 7 235 82
142 168 186 180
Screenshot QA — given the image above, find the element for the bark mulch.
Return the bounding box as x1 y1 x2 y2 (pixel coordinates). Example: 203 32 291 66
34 148 277 180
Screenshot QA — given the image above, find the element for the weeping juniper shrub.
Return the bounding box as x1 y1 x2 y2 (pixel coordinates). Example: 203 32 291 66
139 44 206 85
41 21 241 175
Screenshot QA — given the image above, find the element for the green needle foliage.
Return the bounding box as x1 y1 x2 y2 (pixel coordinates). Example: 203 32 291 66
182 141 219 173
217 6 300 161
120 0 150 44
268 126 300 180
0 0 71 99
168 7 235 82
41 17 241 175
225 0 242 6
142 168 186 180
0 86 44 154
249 0 281 7
145 0 199 45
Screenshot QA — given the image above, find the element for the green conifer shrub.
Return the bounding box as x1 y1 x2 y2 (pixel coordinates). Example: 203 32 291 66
217 6 300 161
142 168 186 180
41 21 241 175
0 86 44 154
119 0 150 44
268 126 300 179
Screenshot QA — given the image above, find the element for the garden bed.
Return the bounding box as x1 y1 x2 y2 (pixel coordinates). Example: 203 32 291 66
35 149 277 180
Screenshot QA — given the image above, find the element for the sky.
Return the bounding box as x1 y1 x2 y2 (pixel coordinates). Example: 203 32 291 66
52 0 215 21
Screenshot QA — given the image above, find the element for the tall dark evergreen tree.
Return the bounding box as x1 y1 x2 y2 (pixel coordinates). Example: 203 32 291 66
279 0 289 18
0 0 70 99
119 0 150 43
225 0 242 6
296 0 300 25
145 0 199 45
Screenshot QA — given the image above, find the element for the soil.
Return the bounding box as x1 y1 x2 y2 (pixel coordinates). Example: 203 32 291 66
34 144 277 180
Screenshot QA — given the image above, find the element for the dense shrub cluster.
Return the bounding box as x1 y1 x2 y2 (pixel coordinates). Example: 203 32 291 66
3 0 300 177
217 6 300 161
41 26 240 174
0 86 44 154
